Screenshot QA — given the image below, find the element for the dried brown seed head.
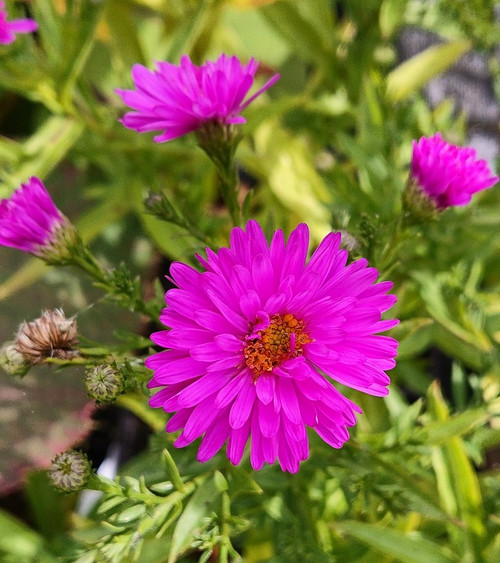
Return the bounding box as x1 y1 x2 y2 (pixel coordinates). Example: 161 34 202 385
16 309 79 364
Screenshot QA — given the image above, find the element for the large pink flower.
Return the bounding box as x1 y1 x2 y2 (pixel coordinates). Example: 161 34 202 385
116 54 280 142
411 133 498 208
0 177 68 257
0 1 37 45
147 221 398 473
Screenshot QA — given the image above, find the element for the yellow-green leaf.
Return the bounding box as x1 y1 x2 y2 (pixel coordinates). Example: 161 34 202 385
387 40 471 102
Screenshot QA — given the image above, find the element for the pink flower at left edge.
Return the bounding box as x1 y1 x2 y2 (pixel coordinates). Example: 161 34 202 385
0 177 70 258
0 1 38 45
116 53 280 142
146 220 399 473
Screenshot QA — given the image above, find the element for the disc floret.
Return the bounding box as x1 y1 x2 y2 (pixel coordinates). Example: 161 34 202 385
244 313 312 380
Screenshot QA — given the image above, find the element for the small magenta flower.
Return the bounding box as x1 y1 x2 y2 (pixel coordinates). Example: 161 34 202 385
146 221 398 473
0 1 38 45
409 133 498 210
116 53 280 143
0 177 77 262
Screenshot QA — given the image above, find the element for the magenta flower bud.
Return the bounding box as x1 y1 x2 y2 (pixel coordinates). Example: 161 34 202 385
0 1 38 45
116 53 280 143
0 177 78 263
146 221 398 473
409 133 498 210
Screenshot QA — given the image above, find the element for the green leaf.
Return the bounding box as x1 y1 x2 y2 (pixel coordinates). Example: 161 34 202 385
96 496 128 515
31 0 64 66
387 40 471 101
139 212 203 262
0 116 85 191
59 3 104 109
168 476 220 563
115 504 147 525
213 470 229 493
419 408 491 445
379 0 409 38
24 471 67 540
249 122 332 243
391 318 435 360
105 0 146 68
261 0 333 68
337 520 457 563
0 509 47 560
427 382 486 559
166 0 215 63
227 465 263 497
413 271 492 352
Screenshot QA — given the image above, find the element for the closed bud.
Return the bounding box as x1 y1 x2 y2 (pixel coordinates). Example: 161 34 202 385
49 450 91 492
0 343 31 377
85 363 124 403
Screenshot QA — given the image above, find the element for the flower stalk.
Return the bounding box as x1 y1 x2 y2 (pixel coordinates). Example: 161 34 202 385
197 123 242 226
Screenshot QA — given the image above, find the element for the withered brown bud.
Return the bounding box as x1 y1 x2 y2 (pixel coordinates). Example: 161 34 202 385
15 309 79 364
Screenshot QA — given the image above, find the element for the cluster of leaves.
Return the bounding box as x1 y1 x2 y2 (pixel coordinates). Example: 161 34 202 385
1 0 500 562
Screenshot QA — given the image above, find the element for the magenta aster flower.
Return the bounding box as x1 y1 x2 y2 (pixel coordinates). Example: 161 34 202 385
146 221 398 473
116 54 280 142
0 1 37 45
0 177 73 259
410 133 498 209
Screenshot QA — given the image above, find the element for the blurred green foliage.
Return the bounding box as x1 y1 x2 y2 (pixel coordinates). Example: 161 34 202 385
1 0 500 562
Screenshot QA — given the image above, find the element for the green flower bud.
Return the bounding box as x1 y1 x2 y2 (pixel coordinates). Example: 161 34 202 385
0 343 31 377
49 450 91 492
85 363 124 403
402 177 439 223
40 219 80 265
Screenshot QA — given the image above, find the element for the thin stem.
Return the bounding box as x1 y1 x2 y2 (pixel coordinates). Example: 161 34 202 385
218 490 232 563
68 243 159 319
197 124 242 227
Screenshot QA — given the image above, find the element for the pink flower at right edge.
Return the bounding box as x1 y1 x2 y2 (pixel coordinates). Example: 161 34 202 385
411 133 499 208
146 221 399 473
116 53 280 142
0 0 37 45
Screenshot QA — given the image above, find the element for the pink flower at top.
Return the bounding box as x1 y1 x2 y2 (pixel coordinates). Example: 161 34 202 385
116 54 280 142
0 1 38 45
0 177 69 258
146 221 398 473
410 133 498 208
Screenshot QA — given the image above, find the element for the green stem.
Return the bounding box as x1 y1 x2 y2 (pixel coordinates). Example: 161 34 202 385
197 124 242 227
69 243 158 319
217 164 241 227
218 490 232 563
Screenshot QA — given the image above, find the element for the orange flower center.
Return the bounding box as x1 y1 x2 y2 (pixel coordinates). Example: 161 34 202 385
243 313 312 380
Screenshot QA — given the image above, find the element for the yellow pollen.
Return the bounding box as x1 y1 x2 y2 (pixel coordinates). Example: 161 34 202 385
243 313 312 380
